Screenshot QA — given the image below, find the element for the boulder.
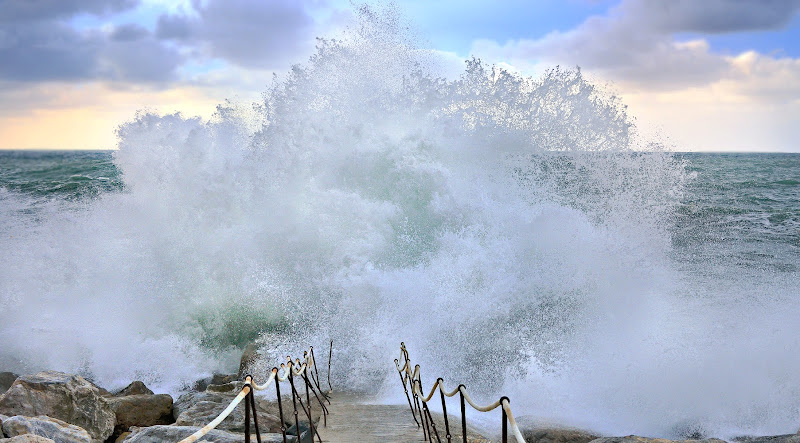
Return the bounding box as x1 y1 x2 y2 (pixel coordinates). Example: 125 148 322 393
238 343 261 378
0 435 56 443
173 390 283 433
122 425 294 443
524 427 600 443
0 373 18 395
285 421 312 443
734 436 800 443
193 375 239 393
0 371 115 442
206 382 246 394
1 415 90 443
511 416 599 443
112 382 152 397
212 375 238 386
105 394 173 433
173 391 230 421
589 436 726 443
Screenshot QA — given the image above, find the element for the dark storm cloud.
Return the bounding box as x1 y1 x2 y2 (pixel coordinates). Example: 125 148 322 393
156 0 316 69
111 24 149 42
0 0 137 23
0 0 182 84
627 0 800 34
155 14 192 40
0 21 100 82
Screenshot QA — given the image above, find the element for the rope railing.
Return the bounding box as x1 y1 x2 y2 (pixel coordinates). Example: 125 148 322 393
178 341 333 443
394 342 527 443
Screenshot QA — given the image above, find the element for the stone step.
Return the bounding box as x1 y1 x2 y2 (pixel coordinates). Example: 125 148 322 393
316 392 491 443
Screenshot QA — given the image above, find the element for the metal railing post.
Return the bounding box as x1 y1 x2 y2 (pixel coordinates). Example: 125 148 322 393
438 379 452 443
244 383 251 443
397 359 419 426
501 396 509 443
459 386 467 443
274 368 288 443
395 343 527 443
327 340 333 391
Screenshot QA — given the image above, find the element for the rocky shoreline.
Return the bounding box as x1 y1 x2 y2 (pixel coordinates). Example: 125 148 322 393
1 348 799 443
0 347 320 443
0 368 320 443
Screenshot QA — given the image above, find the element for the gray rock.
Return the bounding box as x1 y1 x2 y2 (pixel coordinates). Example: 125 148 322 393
0 435 56 443
524 427 600 443
174 399 282 434
0 371 115 442
0 373 18 395
173 392 230 421
106 394 173 431
212 375 239 386
122 425 294 443
206 382 246 394
192 374 239 393
112 382 152 398
734 436 800 443
1 415 91 443
286 421 313 443
238 343 260 378
173 389 284 433
512 416 599 443
589 436 726 443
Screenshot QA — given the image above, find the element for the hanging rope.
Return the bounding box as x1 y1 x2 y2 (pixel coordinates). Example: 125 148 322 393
395 342 527 443
176 344 332 443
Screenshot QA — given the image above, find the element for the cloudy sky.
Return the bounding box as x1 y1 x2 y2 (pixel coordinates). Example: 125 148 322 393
1 0 799 152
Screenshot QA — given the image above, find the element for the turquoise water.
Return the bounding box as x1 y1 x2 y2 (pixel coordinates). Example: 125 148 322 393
0 150 121 199
673 153 799 276
3 150 797 279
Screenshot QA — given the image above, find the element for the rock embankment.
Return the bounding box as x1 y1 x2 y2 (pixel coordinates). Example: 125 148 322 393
0 345 322 442
516 419 800 443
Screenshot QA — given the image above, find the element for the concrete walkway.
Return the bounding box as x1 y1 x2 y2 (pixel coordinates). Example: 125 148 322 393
316 392 491 443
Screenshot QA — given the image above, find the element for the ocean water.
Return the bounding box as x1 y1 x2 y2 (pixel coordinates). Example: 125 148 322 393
1 7 799 440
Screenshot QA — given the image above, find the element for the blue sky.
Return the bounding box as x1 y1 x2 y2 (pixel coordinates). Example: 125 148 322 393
1 0 799 151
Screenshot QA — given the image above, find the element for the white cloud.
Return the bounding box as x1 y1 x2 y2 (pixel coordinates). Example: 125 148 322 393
466 0 800 151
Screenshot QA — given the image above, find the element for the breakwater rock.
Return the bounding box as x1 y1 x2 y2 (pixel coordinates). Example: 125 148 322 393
0 372 114 442
0 344 319 443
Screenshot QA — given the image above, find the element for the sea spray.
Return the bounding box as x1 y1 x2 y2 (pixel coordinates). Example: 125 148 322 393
1 5 798 439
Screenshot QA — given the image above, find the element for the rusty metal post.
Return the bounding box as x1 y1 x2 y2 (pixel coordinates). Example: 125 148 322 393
244 384 251 443
396 359 419 426
309 347 330 404
248 388 262 443
327 340 333 391
303 373 329 426
289 365 322 443
288 366 301 442
303 371 315 442
310 347 321 387
424 403 442 443
438 379 452 443
273 368 288 443
459 386 467 443
501 396 509 443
